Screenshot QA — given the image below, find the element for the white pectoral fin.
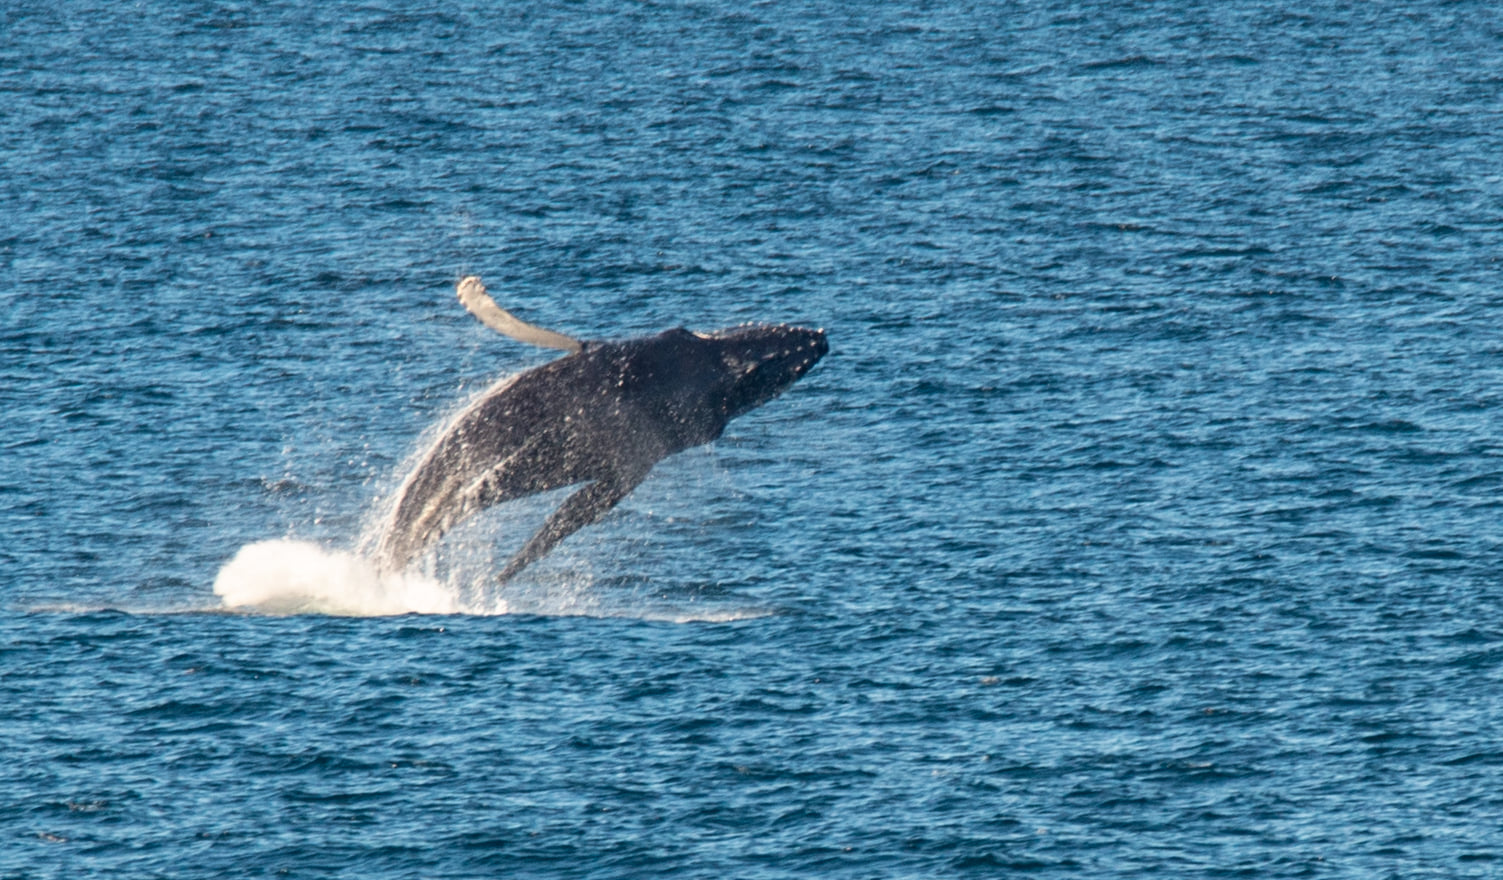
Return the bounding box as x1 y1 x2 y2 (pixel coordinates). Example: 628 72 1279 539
457 276 582 353
496 474 643 582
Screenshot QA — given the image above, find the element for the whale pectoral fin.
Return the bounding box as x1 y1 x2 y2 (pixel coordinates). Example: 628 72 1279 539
497 473 644 582
457 276 582 353
377 431 549 573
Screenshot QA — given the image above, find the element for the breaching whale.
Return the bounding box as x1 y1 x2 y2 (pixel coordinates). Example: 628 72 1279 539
375 276 827 582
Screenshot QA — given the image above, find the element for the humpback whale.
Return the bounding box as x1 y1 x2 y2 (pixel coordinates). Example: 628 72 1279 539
376 276 827 581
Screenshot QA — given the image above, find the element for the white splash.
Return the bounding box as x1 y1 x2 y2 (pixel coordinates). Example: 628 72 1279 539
210 537 769 622
213 539 467 617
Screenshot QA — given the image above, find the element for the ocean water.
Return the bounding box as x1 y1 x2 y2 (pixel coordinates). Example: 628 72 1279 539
5 1 1503 876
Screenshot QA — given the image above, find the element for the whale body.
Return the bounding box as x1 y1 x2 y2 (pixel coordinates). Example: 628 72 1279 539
376 277 827 581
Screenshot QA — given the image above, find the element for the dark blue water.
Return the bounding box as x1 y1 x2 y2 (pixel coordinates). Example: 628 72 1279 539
5 1 1503 876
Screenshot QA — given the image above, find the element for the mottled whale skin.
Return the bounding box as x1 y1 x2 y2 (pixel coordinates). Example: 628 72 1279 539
376 277 827 581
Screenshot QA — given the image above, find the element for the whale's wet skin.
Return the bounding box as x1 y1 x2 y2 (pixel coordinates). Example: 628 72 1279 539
376 277 828 581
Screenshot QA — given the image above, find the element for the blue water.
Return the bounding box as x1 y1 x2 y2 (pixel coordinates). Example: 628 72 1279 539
5 1 1503 876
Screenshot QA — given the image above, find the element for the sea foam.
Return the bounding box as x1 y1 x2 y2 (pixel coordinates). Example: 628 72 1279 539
212 539 468 616
210 537 765 622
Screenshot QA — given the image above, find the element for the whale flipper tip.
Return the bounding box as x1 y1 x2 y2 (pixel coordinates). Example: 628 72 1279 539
456 276 582 353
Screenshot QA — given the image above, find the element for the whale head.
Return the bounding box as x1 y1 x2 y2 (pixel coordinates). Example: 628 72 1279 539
695 324 829 421
605 324 827 450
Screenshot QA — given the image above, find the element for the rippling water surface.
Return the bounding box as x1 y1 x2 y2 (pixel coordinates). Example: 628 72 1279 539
5 2 1503 877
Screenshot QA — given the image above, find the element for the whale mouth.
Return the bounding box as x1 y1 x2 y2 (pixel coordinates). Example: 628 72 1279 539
702 324 828 418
